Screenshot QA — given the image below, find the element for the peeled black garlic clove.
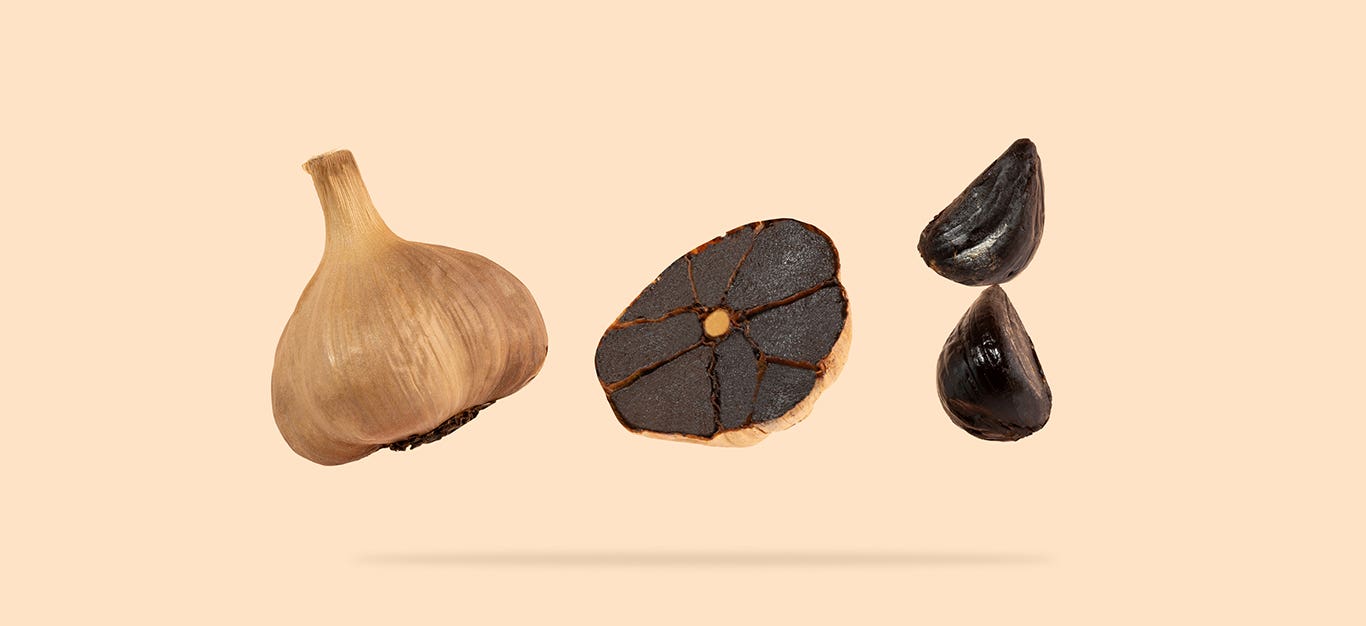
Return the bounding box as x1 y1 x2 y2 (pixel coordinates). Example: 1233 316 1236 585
594 219 852 446
918 138 1044 286
937 285 1050 441
271 150 549 465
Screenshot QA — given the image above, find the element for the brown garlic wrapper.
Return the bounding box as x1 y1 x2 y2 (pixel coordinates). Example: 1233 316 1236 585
271 150 548 465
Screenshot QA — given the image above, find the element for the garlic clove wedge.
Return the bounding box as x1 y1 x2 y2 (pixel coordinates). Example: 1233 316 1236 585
918 138 1045 286
936 285 1050 441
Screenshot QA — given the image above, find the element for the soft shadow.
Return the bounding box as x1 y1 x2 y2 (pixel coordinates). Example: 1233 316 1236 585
357 550 1048 568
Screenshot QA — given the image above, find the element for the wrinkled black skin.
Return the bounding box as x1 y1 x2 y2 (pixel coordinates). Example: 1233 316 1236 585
937 286 1050 441
918 138 1044 286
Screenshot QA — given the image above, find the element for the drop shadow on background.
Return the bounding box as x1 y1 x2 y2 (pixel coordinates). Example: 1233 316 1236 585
357 550 1049 568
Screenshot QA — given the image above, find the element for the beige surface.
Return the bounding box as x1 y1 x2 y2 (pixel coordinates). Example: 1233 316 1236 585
2 2 1362 623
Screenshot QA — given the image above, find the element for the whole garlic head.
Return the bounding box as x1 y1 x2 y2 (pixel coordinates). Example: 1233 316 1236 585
271 150 548 465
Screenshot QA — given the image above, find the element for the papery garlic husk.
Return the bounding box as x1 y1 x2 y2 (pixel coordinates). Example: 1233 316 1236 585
271 150 548 465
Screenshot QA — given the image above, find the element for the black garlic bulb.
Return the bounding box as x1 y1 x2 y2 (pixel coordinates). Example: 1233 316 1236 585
937 285 1050 441
918 138 1044 286
594 219 851 447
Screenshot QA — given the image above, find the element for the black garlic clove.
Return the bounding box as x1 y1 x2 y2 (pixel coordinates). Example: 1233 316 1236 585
918 138 1044 286
937 285 1050 441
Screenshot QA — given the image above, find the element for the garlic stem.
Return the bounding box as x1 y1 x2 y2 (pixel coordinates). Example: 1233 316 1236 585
303 150 397 254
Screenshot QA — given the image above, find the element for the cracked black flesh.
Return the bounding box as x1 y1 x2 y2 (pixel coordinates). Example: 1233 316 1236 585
595 219 847 439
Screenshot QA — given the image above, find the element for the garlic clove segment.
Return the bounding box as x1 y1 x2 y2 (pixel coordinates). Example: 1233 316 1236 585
271 150 548 466
918 138 1045 286
936 285 1050 441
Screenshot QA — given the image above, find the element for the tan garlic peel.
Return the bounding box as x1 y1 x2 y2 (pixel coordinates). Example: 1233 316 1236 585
271 150 548 465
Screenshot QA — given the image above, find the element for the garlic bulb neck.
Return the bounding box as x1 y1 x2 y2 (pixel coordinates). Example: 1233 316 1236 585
303 150 398 254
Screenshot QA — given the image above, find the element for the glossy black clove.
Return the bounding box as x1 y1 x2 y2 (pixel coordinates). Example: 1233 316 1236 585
937 285 1050 441
918 138 1044 286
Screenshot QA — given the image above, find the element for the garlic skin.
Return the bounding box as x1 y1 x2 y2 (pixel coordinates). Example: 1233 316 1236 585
272 150 548 465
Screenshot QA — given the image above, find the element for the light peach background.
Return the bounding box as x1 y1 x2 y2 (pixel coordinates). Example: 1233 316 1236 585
3 2 1362 623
